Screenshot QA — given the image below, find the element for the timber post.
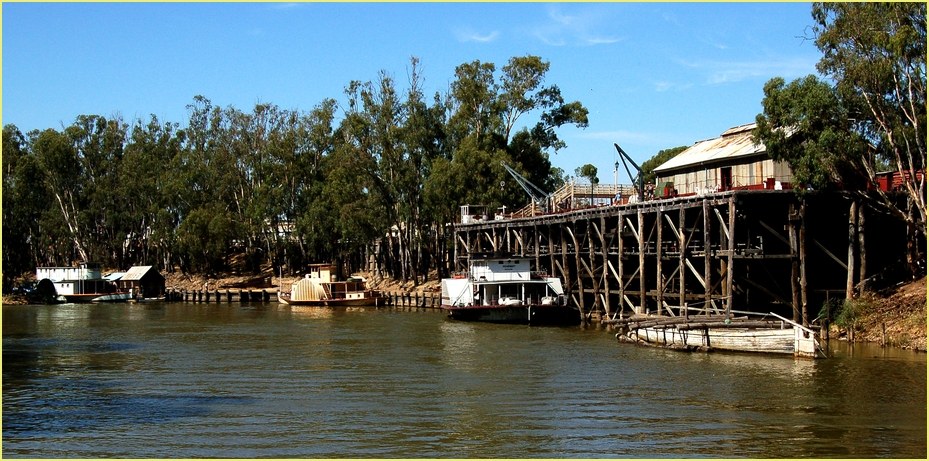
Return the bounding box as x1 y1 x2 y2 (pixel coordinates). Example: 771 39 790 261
448 190 904 326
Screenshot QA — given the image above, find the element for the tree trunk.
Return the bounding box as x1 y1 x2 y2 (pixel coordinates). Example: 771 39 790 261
846 199 857 300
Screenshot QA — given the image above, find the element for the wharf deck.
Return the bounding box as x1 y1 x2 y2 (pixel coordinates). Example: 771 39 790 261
452 190 910 327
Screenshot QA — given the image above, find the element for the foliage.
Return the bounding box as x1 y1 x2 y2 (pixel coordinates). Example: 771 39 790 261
835 298 870 336
1 55 589 286
574 164 599 185
754 76 871 190
754 1 926 274
639 145 687 185
819 297 870 338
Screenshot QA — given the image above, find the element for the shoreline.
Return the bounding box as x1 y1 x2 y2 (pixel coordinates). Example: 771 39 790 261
6 272 924 352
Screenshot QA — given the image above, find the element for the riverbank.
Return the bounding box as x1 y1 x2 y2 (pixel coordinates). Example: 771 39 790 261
169 270 925 351
848 276 926 351
6 270 924 351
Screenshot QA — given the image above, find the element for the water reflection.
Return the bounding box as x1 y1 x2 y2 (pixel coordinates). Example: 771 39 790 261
3 303 926 458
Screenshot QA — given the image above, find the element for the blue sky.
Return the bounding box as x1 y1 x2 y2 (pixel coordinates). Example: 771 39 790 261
2 2 823 181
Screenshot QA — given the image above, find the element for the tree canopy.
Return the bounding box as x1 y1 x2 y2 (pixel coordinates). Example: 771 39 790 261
2 55 590 287
754 1 926 272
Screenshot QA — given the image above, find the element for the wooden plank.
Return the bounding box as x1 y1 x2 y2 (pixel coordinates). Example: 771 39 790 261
684 258 707 288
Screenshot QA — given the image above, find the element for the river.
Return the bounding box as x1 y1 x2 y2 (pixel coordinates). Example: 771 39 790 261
3 302 925 458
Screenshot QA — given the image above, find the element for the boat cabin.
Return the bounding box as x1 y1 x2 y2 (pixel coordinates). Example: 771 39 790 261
36 262 102 282
442 257 564 307
469 258 532 282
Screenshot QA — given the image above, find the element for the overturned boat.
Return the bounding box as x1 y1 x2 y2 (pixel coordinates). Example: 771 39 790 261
441 256 580 326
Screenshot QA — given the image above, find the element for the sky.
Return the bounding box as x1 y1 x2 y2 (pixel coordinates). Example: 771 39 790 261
2 2 824 183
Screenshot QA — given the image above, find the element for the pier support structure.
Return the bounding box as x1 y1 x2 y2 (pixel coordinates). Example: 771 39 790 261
453 191 904 324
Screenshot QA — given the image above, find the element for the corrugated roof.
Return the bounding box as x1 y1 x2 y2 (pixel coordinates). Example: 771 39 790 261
121 265 155 281
654 123 764 173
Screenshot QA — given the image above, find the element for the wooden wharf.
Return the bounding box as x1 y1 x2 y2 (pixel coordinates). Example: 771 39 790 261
166 288 275 303
165 287 443 310
452 190 909 326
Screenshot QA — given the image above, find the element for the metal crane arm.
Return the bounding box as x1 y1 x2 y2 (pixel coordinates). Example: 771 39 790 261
614 143 645 201
501 162 551 212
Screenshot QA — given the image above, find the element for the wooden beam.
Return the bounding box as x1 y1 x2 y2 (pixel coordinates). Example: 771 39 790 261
657 210 664 313
758 219 790 246
600 216 611 316
847 200 857 300
714 207 730 242
799 198 809 326
812 238 848 270
617 210 625 314
625 216 640 240
725 196 736 317
663 212 683 241
704 199 713 312
637 209 646 315
679 207 686 315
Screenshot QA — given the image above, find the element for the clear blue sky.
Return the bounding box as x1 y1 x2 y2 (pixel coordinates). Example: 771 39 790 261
2 2 823 181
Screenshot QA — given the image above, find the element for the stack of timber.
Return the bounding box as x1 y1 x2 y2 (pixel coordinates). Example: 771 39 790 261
608 313 821 358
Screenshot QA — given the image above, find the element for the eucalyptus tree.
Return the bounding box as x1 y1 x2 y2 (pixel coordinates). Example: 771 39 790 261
401 59 452 279
754 2 926 274
442 55 588 214
575 163 599 205
2 125 48 281
173 96 240 273
285 99 338 270
337 73 410 278
30 127 90 263
336 59 449 281
814 1 926 225
640 146 687 185
61 115 129 265
120 115 185 270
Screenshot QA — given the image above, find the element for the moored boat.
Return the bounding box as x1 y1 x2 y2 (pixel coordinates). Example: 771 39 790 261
91 292 133 303
441 256 580 326
615 312 821 358
279 264 385 307
36 262 127 304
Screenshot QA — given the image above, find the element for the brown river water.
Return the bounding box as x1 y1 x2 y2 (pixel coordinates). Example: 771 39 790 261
2 302 925 458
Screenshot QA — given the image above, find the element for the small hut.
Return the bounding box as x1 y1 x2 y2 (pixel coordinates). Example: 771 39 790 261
117 266 165 299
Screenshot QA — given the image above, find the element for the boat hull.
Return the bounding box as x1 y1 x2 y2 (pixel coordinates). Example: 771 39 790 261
444 304 581 326
58 293 120 303
279 293 386 307
622 324 819 357
92 292 132 303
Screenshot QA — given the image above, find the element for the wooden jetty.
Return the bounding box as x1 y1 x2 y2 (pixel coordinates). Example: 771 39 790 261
166 288 275 303
452 189 910 331
166 287 442 310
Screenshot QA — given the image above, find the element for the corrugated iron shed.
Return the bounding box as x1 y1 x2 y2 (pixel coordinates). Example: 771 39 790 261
654 123 764 174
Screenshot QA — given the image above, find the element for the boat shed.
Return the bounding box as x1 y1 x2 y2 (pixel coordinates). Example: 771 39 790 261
653 123 794 196
116 266 165 299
